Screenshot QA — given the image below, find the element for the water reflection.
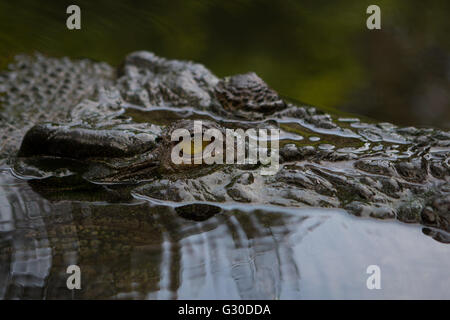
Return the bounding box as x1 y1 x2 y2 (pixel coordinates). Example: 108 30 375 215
1 170 449 299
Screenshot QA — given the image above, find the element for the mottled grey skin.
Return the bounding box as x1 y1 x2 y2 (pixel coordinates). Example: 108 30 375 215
215 72 286 119
1 51 449 240
117 51 219 109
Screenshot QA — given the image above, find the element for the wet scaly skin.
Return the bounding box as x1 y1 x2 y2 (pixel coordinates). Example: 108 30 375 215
0 51 448 238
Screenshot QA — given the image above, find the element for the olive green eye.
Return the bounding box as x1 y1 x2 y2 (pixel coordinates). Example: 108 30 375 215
179 139 211 156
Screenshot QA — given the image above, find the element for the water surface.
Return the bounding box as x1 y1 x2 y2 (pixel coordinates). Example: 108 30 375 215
1 170 449 299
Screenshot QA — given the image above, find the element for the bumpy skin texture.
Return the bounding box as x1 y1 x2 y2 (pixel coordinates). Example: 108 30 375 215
1 51 449 240
0 54 114 161
215 72 286 116
117 51 219 108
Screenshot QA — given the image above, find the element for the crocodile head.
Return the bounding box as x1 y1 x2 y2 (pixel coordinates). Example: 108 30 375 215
4 52 450 241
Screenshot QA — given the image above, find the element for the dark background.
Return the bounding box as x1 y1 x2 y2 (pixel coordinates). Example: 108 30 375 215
0 0 449 128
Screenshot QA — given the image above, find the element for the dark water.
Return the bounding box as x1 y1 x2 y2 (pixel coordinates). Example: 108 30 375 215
0 1 449 300
1 171 449 299
0 0 449 128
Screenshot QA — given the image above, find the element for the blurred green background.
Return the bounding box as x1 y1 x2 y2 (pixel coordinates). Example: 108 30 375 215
0 0 449 128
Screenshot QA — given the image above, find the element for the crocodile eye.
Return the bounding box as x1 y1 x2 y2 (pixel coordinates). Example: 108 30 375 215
190 140 211 155
178 139 211 156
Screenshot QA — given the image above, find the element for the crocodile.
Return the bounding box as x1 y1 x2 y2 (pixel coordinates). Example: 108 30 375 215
0 51 449 241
